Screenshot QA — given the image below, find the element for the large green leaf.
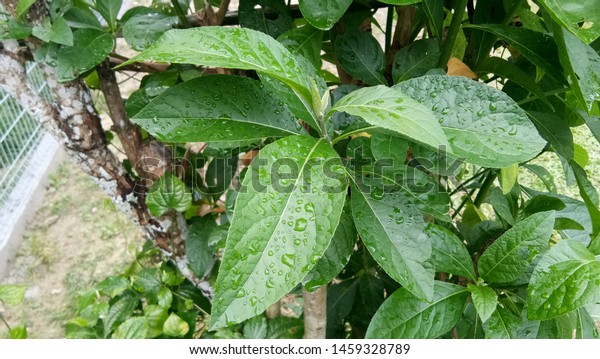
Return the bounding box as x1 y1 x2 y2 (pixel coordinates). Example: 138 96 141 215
298 0 352 30
329 86 449 150
425 224 476 280
145 174 192 217
163 312 189 337
122 12 179 51
423 0 444 40
303 206 356 291
96 0 122 31
186 217 217 279
210 135 346 330
121 27 323 131
112 317 148 339
366 281 468 338
56 29 114 82
132 75 301 143
103 293 139 337
396 75 546 168
552 26 600 112
392 39 440 84
538 0 600 44
0 285 27 306
351 184 434 301
483 306 521 338
467 284 498 323
334 29 386 86
570 161 600 241
475 57 551 108
478 211 555 283
527 111 574 160
528 240 600 320
32 17 73 46
465 24 566 84
278 25 324 70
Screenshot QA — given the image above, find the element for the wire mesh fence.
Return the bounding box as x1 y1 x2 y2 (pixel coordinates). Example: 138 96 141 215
0 62 53 207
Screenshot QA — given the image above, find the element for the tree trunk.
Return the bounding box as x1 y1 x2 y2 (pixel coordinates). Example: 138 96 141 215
303 286 327 339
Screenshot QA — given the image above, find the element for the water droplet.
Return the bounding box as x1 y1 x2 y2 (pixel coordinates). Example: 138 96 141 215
236 289 246 298
294 218 308 232
370 187 384 200
266 279 275 288
489 103 497 111
281 253 295 267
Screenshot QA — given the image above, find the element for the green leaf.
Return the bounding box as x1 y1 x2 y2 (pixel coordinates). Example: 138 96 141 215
122 12 179 51
523 164 557 193
16 0 36 18
476 57 552 109
132 268 161 296
327 279 358 337
96 276 130 297
56 29 114 82
145 174 192 217
63 7 104 30
243 316 268 339
538 0 600 44
379 0 422 4
570 161 600 240
334 29 386 86
465 24 566 84
239 0 293 38
370 133 409 166
120 27 323 131
500 163 519 195
366 281 468 338
552 26 600 112
96 0 122 31
278 25 324 70
351 184 434 301
528 240 600 320
0 285 27 306
483 306 521 338
112 317 149 339
157 287 173 308
524 195 566 216
425 224 476 280
298 0 352 30
266 317 304 338
303 206 356 291
478 211 555 283
132 75 301 143
490 187 515 225
186 217 217 278
209 135 346 330
527 111 574 160
392 39 440 84
467 284 498 323
144 305 168 338
163 313 189 337
32 17 73 46
330 86 450 150
576 308 600 338
396 75 546 168
9 325 27 339
423 0 444 40
455 303 485 338
103 293 139 337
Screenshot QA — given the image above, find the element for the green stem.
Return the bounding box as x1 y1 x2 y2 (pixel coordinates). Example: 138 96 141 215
449 169 487 196
473 171 497 207
438 0 468 68
451 187 477 219
516 88 568 106
0 314 11 331
171 0 191 28
331 126 377 145
385 6 394 54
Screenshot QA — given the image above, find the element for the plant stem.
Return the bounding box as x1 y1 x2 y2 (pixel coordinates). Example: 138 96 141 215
171 0 191 27
473 171 497 207
331 126 377 145
451 187 477 219
303 286 327 339
449 169 487 196
0 314 11 331
516 88 568 106
385 6 394 54
438 0 468 68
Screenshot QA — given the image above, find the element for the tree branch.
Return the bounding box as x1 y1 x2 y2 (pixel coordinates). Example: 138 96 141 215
303 286 327 339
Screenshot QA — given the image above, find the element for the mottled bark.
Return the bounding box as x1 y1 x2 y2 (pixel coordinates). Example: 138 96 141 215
303 286 327 339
